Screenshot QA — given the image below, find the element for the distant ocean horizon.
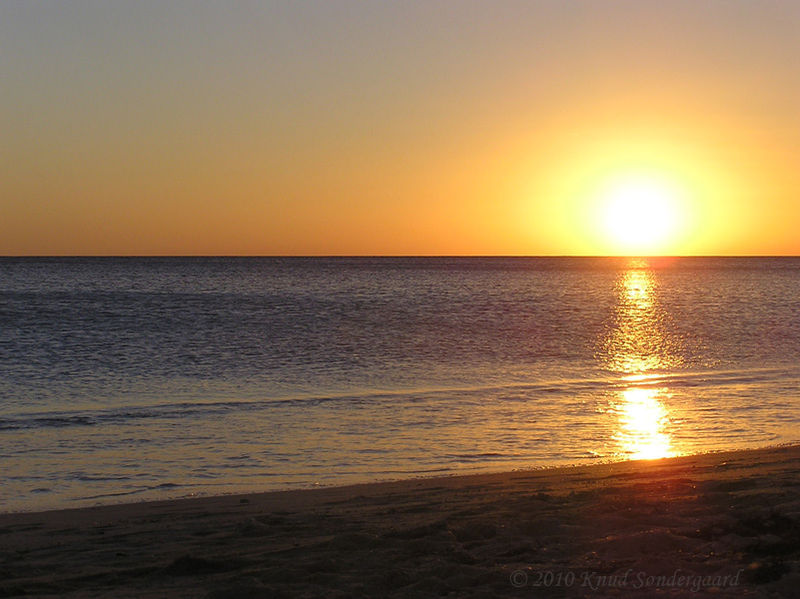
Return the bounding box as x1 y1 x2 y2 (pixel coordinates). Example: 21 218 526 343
2 256 799 512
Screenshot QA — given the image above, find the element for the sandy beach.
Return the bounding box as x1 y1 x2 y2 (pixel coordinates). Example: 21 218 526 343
1 444 799 598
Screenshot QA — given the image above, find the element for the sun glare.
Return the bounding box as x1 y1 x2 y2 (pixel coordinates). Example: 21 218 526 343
615 386 674 460
601 175 681 254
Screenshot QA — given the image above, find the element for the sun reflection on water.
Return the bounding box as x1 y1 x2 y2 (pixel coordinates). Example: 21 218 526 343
600 260 682 460
614 387 675 459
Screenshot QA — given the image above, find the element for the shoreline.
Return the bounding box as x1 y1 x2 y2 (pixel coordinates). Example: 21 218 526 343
2 442 797 518
2 444 799 597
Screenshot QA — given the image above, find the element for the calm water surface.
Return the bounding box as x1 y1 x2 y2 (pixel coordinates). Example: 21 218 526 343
1 257 799 511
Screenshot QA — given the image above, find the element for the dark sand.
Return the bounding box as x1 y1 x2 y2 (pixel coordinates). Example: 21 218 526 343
2 445 800 598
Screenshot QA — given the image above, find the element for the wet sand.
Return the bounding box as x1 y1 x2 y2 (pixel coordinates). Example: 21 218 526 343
1 444 799 598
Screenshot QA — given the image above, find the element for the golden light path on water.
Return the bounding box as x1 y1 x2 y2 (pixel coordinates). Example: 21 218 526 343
616 386 674 460
603 262 680 460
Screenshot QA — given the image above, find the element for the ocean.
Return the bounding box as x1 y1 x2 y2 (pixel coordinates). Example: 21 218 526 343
1 257 799 512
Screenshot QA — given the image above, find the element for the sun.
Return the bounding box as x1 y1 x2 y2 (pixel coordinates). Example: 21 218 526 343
600 174 682 254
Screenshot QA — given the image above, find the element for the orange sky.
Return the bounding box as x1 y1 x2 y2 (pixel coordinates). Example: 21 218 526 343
2 1 799 255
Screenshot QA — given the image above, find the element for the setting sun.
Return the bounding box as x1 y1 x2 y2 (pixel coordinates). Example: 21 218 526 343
601 174 682 254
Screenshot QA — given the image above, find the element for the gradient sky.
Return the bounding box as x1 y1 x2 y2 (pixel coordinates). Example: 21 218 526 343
2 1 799 255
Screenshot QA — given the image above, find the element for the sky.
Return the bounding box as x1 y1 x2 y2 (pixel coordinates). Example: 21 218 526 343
2 0 799 256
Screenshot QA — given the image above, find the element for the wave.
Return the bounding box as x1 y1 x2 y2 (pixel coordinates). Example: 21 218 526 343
2 366 797 432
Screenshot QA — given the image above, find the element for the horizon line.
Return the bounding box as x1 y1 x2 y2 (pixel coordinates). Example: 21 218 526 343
3 254 800 259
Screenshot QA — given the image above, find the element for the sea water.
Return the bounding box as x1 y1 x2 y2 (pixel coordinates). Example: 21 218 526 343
1 257 799 511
